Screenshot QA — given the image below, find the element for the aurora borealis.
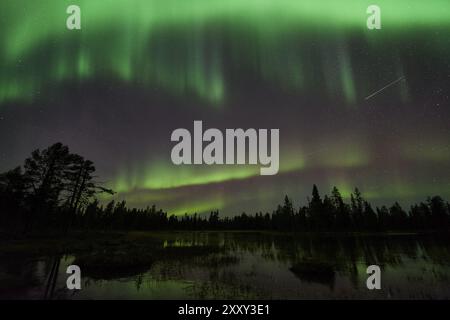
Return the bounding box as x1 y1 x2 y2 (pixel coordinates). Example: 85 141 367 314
0 0 449 215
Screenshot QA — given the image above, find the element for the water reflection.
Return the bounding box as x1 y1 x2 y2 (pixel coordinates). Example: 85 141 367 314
1 232 449 299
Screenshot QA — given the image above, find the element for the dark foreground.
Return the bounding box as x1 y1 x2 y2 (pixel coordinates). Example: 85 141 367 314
1 231 449 299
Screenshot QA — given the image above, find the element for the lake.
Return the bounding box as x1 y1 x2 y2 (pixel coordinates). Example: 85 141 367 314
1 232 450 299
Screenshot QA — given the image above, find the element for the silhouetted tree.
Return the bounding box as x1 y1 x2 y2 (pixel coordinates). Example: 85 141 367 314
331 186 351 230
389 202 408 230
0 142 114 234
350 188 364 229
0 167 27 228
428 196 449 229
308 185 326 230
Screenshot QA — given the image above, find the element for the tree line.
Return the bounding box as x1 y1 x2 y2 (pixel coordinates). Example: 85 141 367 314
1 143 449 234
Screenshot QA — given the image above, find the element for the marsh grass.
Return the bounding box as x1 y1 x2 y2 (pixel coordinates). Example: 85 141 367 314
70 243 227 280
73 250 155 280
289 259 336 286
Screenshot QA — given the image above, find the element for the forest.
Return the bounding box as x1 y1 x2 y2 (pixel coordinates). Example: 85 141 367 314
1 143 449 234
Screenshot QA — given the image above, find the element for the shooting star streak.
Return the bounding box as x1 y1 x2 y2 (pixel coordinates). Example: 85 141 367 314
364 76 406 101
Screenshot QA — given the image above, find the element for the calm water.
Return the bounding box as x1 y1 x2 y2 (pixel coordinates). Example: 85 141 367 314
1 232 450 299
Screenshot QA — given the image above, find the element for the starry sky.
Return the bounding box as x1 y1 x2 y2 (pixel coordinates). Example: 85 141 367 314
1 0 449 215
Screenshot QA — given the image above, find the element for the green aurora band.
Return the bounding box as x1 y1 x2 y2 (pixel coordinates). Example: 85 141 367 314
1 0 449 104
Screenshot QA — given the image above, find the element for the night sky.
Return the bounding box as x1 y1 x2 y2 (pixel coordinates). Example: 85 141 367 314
1 0 449 215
